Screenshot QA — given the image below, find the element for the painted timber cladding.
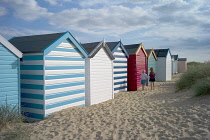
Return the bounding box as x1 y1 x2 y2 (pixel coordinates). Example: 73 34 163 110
156 54 172 81
0 43 20 107
171 55 178 75
20 53 45 120
126 46 147 91
172 60 178 74
45 42 85 116
166 53 172 81
156 57 166 81
178 58 187 73
20 42 85 120
147 53 157 85
136 48 147 89
10 32 88 121
112 44 128 93
85 47 113 106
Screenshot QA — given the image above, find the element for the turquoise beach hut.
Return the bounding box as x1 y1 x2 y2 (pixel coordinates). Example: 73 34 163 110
106 41 129 94
146 49 157 84
0 34 22 110
10 31 88 121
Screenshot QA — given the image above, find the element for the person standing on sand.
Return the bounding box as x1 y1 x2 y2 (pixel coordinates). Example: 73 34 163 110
149 67 156 90
140 70 148 90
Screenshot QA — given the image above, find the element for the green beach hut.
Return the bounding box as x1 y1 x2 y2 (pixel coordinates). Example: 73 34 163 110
146 49 157 85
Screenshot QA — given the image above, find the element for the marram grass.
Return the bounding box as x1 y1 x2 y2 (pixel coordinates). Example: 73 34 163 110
194 77 210 96
0 104 30 140
176 61 210 96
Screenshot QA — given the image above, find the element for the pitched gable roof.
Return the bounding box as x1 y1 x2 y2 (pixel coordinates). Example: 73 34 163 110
9 32 65 53
106 41 129 58
171 55 178 60
154 49 171 57
146 49 152 55
9 31 88 57
81 42 100 54
81 41 115 60
0 34 22 58
124 43 147 57
106 41 119 51
124 44 139 54
146 49 157 60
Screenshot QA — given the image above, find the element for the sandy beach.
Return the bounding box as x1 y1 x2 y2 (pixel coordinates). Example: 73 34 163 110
2 74 210 140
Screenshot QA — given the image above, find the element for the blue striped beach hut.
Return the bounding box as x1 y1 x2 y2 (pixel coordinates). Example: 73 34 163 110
106 41 129 94
81 41 115 106
9 31 88 121
0 35 22 111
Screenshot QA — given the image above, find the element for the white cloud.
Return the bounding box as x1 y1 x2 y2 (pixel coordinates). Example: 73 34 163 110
152 0 190 14
0 6 8 16
44 0 72 6
49 5 154 36
0 26 55 38
1 0 52 21
79 0 171 7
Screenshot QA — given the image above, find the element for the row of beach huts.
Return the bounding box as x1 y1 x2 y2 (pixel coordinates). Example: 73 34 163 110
0 31 187 121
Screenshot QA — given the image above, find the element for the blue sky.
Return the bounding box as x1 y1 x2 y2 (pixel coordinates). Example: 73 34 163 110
0 0 210 62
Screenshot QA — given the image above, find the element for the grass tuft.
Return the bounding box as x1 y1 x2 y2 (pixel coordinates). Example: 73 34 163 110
0 104 30 139
0 104 24 131
194 77 210 96
176 61 210 96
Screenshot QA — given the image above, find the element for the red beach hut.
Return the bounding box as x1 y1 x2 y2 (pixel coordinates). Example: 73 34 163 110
124 43 147 91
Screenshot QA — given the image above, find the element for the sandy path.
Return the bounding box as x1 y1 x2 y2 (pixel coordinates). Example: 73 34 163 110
7 75 210 139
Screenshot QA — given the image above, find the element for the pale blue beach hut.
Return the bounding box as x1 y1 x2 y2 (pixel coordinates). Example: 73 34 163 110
146 49 157 85
106 41 129 94
10 31 88 121
0 35 22 110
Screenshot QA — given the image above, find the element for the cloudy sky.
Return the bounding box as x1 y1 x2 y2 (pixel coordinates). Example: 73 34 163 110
0 0 210 62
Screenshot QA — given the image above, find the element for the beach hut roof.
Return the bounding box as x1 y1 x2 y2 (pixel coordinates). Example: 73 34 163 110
171 55 178 60
154 49 171 57
0 34 22 58
178 58 187 61
9 31 88 57
146 49 157 60
81 41 115 60
81 42 100 54
106 41 129 58
106 41 119 51
124 43 147 56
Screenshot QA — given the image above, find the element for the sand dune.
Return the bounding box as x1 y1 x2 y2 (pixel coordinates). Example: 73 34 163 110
3 75 210 139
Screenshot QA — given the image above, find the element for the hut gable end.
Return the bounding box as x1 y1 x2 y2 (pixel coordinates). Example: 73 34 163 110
0 35 22 110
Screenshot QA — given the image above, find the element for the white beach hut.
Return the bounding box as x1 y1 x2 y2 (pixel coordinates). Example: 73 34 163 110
154 49 172 82
171 55 178 75
81 41 115 106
